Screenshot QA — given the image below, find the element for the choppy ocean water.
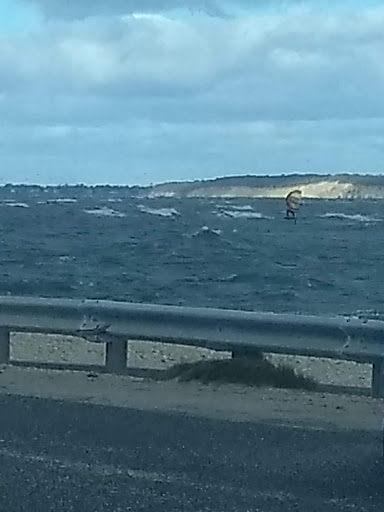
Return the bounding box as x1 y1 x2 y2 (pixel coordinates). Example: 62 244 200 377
1 188 383 318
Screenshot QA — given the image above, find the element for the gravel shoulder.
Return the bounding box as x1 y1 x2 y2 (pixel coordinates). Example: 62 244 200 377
10 333 373 388
0 366 382 432
1 333 383 433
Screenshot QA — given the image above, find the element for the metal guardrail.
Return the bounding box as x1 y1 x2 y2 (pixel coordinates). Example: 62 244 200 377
0 296 383 396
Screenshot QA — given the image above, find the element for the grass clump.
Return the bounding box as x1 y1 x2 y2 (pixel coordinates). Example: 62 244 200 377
163 355 317 391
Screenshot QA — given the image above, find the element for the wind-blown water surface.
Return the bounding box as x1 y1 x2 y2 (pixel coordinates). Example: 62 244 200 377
1 188 382 318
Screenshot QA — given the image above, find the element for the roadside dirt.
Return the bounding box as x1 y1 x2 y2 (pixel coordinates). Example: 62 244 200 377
0 365 382 432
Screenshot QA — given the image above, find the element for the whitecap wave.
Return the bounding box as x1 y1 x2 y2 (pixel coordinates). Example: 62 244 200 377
217 204 254 212
217 273 238 282
58 255 75 263
138 205 180 217
147 191 176 198
218 210 273 220
47 198 77 204
5 202 29 208
84 206 126 218
191 226 222 237
352 309 384 321
320 213 379 223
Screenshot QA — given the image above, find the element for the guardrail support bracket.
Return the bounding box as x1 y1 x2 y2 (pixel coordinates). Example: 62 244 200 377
105 340 127 374
371 359 384 398
0 328 10 364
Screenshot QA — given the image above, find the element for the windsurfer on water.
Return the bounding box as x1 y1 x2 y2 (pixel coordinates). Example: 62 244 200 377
286 207 295 219
285 189 302 222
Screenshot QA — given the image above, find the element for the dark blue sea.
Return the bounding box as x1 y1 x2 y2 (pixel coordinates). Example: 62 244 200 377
1 187 383 318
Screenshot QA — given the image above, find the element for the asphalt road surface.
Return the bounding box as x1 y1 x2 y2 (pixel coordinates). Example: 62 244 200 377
0 395 382 511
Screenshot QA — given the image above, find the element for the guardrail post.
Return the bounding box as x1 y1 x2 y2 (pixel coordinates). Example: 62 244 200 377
371 359 384 398
105 340 127 373
0 328 10 364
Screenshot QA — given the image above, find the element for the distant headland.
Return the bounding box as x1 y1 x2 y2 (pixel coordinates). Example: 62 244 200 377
3 174 384 200
141 174 384 200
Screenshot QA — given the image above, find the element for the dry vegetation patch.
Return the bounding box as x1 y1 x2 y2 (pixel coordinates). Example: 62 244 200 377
163 354 318 390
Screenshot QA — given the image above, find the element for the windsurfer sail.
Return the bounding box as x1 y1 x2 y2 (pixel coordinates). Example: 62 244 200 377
285 189 302 220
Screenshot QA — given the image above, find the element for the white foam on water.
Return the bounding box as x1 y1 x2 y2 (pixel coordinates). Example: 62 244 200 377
231 205 254 211
5 202 29 208
218 273 238 281
217 204 254 212
218 210 273 220
147 191 176 198
58 255 76 263
84 206 126 218
320 212 379 223
47 198 78 204
191 225 222 237
352 309 384 321
138 205 180 217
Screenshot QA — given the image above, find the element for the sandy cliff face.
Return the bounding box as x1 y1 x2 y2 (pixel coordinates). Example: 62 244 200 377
146 179 384 199
296 181 356 199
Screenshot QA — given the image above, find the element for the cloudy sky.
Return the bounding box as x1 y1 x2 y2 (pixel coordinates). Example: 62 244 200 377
0 0 384 185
